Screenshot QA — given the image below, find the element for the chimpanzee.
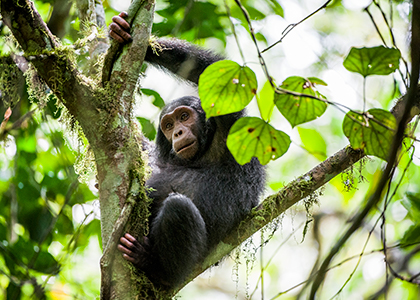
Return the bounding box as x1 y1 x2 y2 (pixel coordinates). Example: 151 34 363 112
110 12 266 288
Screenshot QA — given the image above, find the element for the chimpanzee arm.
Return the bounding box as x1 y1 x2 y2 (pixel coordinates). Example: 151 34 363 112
110 13 224 84
145 38 224 84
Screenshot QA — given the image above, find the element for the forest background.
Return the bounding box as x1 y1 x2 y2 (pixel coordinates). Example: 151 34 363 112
1 0 420 299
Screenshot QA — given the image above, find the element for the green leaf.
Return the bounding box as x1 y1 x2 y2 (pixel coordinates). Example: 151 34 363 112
141 88 165 109
343 46 401 77
342 108 397 160
198 60 257 117
226 117 291 165
137 117 157 141
274 76 328 127
32 251 60 274
401 224 420 245
257 81 275 121
266 0 284 17
298 127 327 161
401 192 420 220
230 4 266 23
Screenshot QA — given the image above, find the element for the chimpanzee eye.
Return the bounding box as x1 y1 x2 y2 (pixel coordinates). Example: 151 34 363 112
180 112 189 121
165 122 173 130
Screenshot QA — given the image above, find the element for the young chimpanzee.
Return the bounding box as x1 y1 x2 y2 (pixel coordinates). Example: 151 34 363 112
110 12 266 289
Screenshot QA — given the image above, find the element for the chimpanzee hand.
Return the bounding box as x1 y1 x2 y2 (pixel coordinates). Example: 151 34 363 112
109 12 132 43
118 233 151 269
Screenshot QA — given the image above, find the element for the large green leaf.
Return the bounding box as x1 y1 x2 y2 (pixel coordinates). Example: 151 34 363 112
227 117 291 165
274 76 328 127
198 60 257 117
343 46 401 77
342 108 397 160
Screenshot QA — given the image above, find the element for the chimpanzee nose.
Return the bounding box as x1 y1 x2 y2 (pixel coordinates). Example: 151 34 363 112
174 130 183 137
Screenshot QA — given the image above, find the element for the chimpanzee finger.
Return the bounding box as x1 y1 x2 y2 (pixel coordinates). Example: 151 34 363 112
119 236 134 250
112 15 130 31
122 233 144 252
109 30 125 43
117 243 133 255
122 253 137 264
119 11 128 19
109 23 132 43
124 233 136 242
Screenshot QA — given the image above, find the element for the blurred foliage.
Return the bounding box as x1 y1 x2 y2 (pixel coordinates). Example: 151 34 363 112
1 0 420 299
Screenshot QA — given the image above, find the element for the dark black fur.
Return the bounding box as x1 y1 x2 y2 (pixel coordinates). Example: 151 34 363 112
132 39 266 288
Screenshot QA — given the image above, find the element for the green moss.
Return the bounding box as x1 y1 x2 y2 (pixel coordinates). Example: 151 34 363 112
0 56 25 108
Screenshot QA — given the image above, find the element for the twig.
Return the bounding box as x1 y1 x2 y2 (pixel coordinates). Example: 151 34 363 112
224 0 246 64
262 1 332 53
234 0 274 87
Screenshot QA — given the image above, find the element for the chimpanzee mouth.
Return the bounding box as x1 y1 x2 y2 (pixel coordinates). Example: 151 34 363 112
177 141 196 153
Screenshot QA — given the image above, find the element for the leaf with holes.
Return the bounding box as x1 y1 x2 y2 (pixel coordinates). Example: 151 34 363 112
343 108 397 160
198 60 257 117
226 117 291 165
274 76 327 127
343 46 401 77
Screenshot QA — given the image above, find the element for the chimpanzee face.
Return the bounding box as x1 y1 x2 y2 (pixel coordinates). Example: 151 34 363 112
160 105 200 160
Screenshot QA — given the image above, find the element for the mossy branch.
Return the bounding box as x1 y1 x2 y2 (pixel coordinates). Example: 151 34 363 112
0 0 100 143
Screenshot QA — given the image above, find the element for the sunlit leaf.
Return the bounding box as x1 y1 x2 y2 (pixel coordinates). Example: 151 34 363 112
274 76 327 127
343 46 401 77
342 108 397 160
227 117 291 165
257 81 275 121
298 127 327 161
198 60 257 117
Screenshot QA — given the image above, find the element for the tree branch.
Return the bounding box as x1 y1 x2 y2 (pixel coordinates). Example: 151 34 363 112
0 0 100 144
